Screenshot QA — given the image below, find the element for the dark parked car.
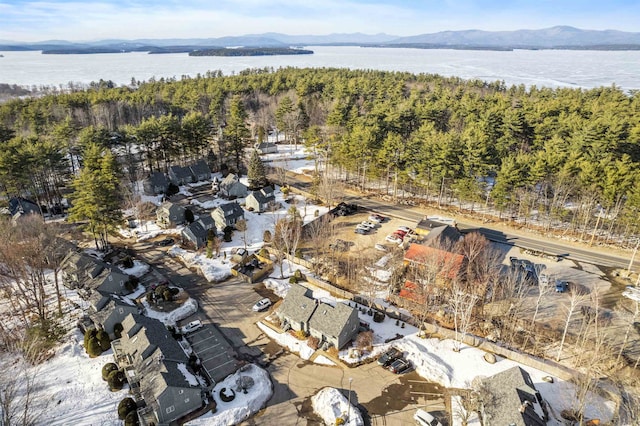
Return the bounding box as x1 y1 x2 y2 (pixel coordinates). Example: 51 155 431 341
388 358 412 374
377 347 402 367
158 238 175 247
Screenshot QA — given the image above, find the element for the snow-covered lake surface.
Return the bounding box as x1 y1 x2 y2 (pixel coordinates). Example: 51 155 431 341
1 46 639 91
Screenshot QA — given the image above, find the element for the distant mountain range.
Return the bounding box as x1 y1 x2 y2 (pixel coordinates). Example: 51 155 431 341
2 26 640 53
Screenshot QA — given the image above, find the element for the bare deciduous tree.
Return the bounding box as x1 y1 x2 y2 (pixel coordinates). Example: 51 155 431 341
557 288 586 362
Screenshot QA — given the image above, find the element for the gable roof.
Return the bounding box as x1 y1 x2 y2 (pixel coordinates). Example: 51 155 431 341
422 225 463 248
189 159 211 178
278 283 317 325
308 302 356 339
183 221 207 241
196 215 215 230
480 366 546 426
398 280 429 304
220 173 239 188
217 202 243 218
62 250 106 279
159 201 185 216
120 314 187 362
248 187 276 205
169 164 192 180
146 171 168 188
404 243 465 280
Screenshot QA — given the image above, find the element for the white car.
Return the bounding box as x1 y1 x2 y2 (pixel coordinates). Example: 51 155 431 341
413 409 442 426
182 320 203 335
397 226 412 233
368 214 384 223
361 221 377 229
374 243 388 252
355 224 371 232
252 298 272 312
385 234 402 244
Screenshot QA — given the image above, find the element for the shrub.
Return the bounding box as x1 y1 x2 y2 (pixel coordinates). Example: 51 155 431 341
155 285 168 298
373 311 385 323
263 230 272 243
102 362 118 381
118 397 137 420
258 248 269 258
327 346 339 357
294 269 303 279
84 327 97 347
355 331 374 351
96 329 111 351
169 287 180 296
162 289 173 301
124 411 140 426
113 323 123 339
223 226 234 242
107 370 126 391
185 208 195 224
166 183 179 196
121 256 134 269
294 329 307 340
294 248 303 258
335 418 345 426
307 336 320 350
289 276 298 284
86 336 103 357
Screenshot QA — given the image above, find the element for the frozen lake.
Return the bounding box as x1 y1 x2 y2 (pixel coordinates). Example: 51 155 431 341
1 46 639 91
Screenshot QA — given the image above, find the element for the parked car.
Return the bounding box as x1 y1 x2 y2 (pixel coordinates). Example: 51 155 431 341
369 213 385 223
377 347 402 367
355 228 369 235
387 358 412 374
414 409 443 426
252 298 272 312
374 243 388 252
182 320 203 334
157 238 175 247
361 221 377 229
539 273 550 285
356 223 372 231
555 280 569 293
397 226 412 233
385 234 402 244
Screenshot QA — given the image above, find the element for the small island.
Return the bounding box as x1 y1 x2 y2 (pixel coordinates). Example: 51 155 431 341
189 47 313 57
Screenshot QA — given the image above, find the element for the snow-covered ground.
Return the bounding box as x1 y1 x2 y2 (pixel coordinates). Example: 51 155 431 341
258 275 616 425
186 364 272 426
312 387 363 426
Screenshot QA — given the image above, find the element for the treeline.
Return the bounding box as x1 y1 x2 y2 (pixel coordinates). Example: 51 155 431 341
1 67 639 243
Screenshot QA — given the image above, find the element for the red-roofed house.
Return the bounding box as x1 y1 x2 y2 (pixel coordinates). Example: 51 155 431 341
403 243 465 282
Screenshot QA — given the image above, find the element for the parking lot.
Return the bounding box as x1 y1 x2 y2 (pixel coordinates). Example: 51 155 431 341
186 324 238 384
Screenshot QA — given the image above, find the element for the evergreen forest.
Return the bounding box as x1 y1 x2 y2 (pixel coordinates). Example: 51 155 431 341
1 67 639 245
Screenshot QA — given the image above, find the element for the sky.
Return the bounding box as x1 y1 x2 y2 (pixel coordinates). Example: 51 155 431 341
0 0 639 42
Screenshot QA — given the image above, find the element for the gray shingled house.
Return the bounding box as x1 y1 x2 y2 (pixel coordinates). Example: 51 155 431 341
188 159 212 182
308 301 360 350
421 224 463 248
479 366 547 426
181 216 216 249
143 171 170 196
86 269 133 296
245 187 277 213
278 283 360 349
61 251 106 289
157 201 186 228
168 165 193 186
111 314 204 426
88 291 141 339
211 202 244 230
277 284 317 333
219 173 248 199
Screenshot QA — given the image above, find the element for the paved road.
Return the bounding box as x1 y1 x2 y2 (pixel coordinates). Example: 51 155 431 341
349 195 633 268
280 171 633 270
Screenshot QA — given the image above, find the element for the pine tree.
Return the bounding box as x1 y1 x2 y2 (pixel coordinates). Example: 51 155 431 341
224 96 251 173
68 142 123 251
247 149 267 189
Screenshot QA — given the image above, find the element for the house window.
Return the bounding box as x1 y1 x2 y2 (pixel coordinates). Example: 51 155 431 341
166 405 175 414
184 398 190 404
118 307 124 314
179 389 184 394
